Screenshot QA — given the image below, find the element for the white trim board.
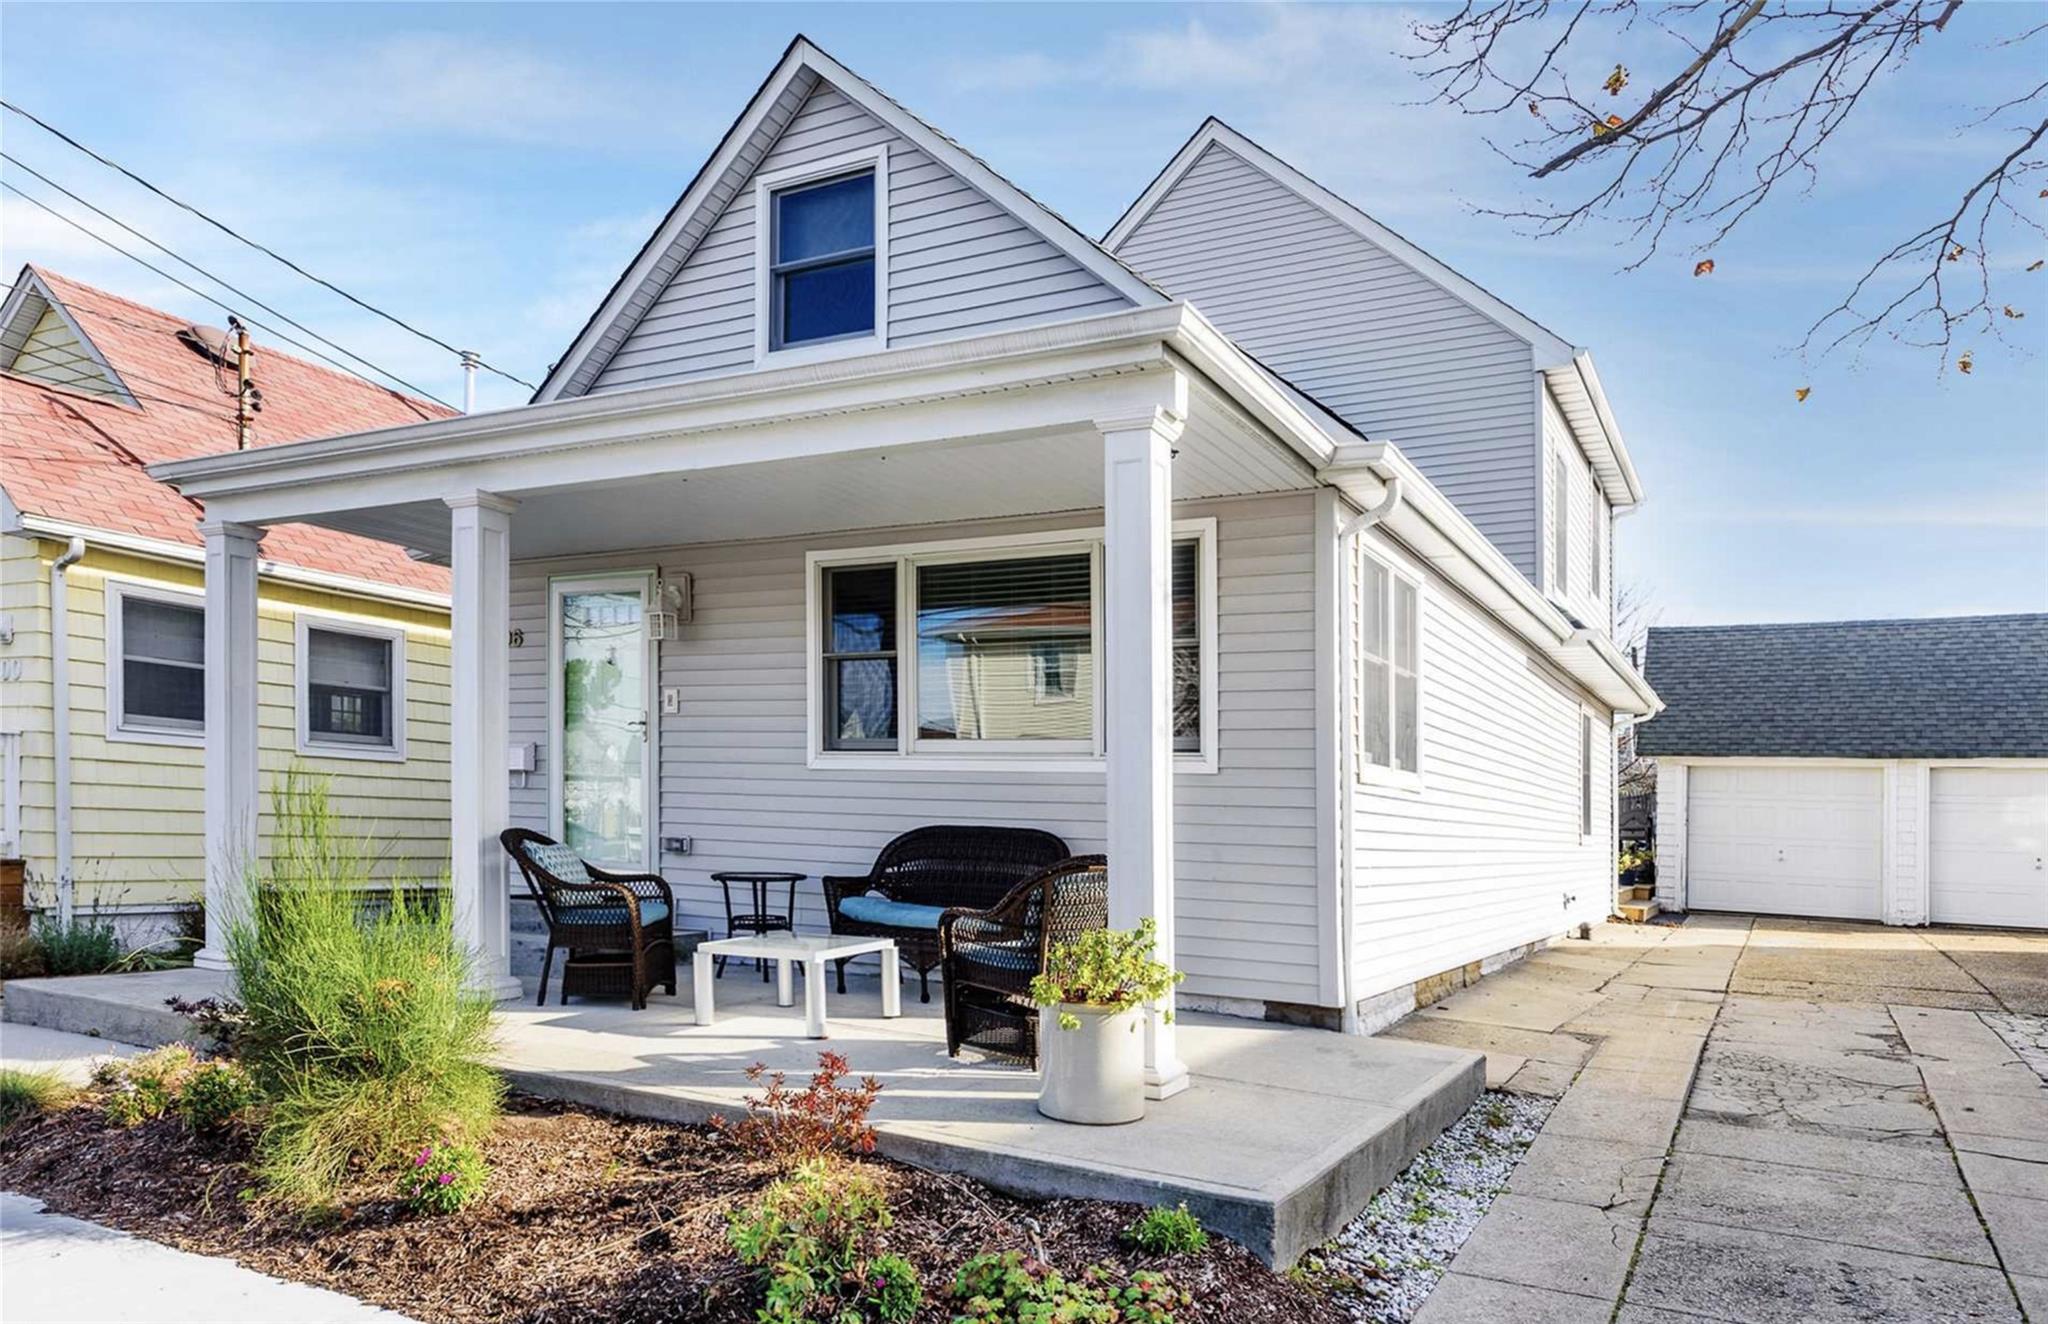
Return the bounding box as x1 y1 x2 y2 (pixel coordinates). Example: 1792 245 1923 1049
535 36 1163 403
292 612 410 763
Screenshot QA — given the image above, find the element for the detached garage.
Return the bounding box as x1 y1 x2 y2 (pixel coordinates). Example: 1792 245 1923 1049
1637 615 2048 930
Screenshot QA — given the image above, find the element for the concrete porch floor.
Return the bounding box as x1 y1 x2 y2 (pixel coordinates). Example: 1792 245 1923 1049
1 964 1482 1268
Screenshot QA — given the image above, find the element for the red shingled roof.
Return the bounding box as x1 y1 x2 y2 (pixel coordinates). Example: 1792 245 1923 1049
1 266 452 596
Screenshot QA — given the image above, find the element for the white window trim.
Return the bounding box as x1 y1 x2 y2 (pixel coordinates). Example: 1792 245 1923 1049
752 144 889 367
103 578 206 747
546 570 658 871
805 519 1219 774
294 613 408 763
1579 705 1598 842
1353 544 1427 793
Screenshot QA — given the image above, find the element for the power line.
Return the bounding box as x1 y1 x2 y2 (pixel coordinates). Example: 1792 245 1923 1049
2 100 536 390
1 178 454 408
2 151 448 406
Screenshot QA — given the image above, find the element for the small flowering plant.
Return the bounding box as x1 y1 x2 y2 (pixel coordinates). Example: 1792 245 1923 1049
1028 919 1183 1031
397 1140 486 1215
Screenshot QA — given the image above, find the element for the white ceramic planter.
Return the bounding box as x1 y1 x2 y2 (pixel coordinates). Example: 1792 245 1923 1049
1036 1003 1145 1124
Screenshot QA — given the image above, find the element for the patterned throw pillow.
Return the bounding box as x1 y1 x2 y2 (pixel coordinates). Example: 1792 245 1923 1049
522 840 592 885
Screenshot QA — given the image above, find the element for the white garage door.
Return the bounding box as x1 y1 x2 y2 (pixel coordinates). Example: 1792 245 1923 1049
1930 768 2048 929
1688 765 1884 919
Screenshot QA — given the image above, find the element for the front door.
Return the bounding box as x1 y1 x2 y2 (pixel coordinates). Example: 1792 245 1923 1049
550 573 654 869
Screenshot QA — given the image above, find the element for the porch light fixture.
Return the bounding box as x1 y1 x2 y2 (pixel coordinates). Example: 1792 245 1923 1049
648 574 692 640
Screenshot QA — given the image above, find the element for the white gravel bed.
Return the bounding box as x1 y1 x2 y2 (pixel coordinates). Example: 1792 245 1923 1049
1984 1011 2047 1082
1306 1089 1553 1324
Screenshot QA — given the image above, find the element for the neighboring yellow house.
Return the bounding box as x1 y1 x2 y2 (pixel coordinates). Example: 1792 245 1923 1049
0 266 456 942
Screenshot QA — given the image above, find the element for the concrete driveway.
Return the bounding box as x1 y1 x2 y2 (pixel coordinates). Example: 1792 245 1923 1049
1392 915 2048 1324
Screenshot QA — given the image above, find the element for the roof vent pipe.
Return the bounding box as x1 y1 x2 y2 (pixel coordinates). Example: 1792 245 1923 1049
49 535 86 925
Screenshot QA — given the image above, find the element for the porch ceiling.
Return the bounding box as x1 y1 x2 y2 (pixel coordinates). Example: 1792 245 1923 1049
254 375 1313 562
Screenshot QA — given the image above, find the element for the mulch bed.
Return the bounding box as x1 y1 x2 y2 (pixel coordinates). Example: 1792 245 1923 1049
0 1092 1342 1323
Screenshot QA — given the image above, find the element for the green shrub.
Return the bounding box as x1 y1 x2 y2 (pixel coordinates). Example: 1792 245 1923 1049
30 913 121 976
397 1140 488 1215
1029 919 1183 1031
0 1068 72 1127
727 1157 916 1323
174 1060 257 1134
1121 1202 1209 1256
951 1250 1189 1323
97 1045 201 1127
227 771 500 1206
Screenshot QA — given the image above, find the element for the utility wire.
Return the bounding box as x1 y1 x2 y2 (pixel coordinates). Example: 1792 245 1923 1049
1 179 454 409
2 100 536 390
3 152 449 406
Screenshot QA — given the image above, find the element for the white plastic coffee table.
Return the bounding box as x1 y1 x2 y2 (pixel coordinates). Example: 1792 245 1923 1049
692 933 900 1038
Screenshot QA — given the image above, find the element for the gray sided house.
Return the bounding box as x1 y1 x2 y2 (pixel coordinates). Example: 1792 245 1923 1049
151 37 1658 1057
1637 615 2048 930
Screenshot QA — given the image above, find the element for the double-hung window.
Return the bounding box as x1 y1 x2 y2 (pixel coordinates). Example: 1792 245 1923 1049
1356 551 1421 779
816 526 1211 764
109 586 204 739
767 168 877 350
296 618 405 759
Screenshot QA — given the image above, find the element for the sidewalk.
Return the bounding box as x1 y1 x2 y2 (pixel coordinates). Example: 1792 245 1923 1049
0 1192 418 1324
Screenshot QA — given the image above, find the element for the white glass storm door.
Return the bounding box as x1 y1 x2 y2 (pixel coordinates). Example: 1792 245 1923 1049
549 573 655 870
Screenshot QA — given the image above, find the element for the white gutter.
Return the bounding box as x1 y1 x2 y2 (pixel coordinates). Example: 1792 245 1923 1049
15 515 451 613
49 535 85 924
1331 480 1406 1033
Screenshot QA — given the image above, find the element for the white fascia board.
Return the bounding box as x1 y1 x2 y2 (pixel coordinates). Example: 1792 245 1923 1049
1107 120 1578 366
535 37 1163 403
11 513 451 612
1318 439 1659 715
154 304 1195 503
0 267 139 408
1544 352 1644 507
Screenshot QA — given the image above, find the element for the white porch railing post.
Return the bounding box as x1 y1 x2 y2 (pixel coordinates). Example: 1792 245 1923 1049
197 520 264 972
1099 406 1190 1101
447 493 524 1001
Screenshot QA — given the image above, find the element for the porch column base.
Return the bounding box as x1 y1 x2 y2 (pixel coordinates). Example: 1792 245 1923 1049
472 973 526 1003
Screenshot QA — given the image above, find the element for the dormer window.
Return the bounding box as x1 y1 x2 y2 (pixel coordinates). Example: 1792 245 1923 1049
754 146 887 362
771 171 876 348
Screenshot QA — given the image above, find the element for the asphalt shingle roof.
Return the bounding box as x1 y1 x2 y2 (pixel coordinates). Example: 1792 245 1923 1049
1634 615 2048 760
2 267 453 595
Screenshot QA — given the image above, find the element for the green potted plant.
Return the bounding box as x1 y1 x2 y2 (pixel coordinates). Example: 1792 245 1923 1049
1028 919 1183 1124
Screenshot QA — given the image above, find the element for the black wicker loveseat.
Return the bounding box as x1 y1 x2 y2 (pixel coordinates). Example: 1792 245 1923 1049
821 825 1069 1003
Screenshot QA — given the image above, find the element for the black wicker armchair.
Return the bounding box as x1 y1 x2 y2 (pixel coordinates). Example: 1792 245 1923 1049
821 825 1070 1004
939 854 1109 1066
500 828 677 1009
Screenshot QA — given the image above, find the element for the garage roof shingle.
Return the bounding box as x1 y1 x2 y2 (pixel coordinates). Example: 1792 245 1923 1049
1634 615 2048 760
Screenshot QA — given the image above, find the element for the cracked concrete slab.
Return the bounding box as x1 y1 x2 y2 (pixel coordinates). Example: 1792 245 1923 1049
1651 1151 1999 1266
1955 1148 2048 1201
1506 1130 1664 1214
1412 1272 1612 1323
1672 1116 1958 1187
1627 1217 2022 1324
1441 1193 1637 1301
1974 1192 2048 1278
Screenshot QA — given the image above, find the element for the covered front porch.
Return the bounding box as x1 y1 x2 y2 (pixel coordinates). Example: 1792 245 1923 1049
1 962 1482 1267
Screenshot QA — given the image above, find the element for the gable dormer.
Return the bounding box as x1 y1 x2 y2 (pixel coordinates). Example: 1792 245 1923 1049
538 39 1160 402
1108 121 1640 591
0 267 136 405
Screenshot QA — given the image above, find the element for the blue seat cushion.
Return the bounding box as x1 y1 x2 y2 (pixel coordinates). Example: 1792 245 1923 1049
838 895 947 930
556 899 669 927
955 938 1037 972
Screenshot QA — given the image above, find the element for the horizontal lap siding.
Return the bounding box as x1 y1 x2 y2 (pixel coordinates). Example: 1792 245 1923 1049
1350 531 1613 999
1114 143 1540 579
4 544 451 908
506 494 1324 1007
1543 388 1611 630
589 83 1128 394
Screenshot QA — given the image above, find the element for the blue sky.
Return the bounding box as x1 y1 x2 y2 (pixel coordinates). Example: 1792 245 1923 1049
3 2 2043 626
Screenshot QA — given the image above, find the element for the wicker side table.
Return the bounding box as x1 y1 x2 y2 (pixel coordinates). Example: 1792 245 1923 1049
712 871 805 981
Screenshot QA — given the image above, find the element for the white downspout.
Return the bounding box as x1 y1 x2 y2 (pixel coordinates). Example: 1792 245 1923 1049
49 536 85 925
1332 479 1403 1033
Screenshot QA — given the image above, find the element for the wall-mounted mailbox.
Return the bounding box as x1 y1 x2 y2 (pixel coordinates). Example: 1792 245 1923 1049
507 742 537 774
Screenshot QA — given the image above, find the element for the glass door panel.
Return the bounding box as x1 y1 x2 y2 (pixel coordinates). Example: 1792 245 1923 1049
555 581 648 867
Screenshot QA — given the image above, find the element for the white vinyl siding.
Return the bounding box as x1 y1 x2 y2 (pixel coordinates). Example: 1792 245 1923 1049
1113 141 1542 578
1542 388 1610 630
507 494 1324 1008
1349 529 1615 1002
589 80 1130 393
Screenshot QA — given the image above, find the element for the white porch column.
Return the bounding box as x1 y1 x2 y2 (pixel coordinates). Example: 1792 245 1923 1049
196 521 264 972
447 493 523 1001
1099 406 1189 1101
